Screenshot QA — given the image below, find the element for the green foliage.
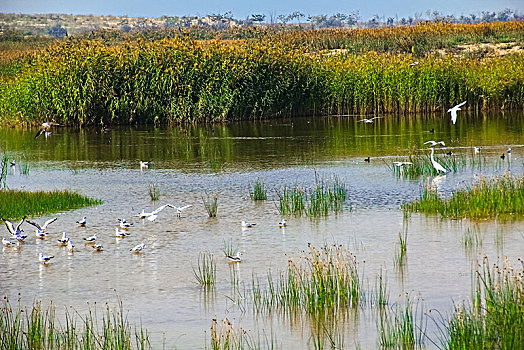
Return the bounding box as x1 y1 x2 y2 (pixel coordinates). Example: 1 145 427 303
202 193 219 217
148 184 160 201
0 189 102 219
250 178 267 200
403 172 524 219
447 257 524 349
192 251 216 286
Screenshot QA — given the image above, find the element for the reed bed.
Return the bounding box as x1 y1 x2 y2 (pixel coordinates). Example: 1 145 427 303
1 21 523 125
209 317 279 350
278 175 346 217
0 189 102 219
252 244 362 314
148 184 160 201
250 178 267 201
0 298 150 349
446 257 524 349
392 152 466 179
403 172 524 219
193 251 217 287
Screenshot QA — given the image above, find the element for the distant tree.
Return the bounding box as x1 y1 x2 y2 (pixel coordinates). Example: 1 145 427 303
387 17 394 26
250 14 266 23
47 24 67 38
277 14 289 24
121 24 131 33
496 8 512 21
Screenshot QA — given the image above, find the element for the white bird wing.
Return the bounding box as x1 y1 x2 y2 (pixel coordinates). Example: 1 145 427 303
152 204 175 215
26 219 43 231
450 110 458 124
456 101 467 108
16 217 25 232
424 141 436 145
42 218 57 229
4 220 16 235
177 205 192 211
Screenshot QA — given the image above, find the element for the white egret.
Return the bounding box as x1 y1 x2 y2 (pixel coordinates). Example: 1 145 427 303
447 101 467 124
430 148 447 174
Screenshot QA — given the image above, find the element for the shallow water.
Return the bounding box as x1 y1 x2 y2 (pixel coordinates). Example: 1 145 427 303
1 111 524 348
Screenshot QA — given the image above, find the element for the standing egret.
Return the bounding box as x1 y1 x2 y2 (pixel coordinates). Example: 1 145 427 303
430 148 447 174
447 101 467 124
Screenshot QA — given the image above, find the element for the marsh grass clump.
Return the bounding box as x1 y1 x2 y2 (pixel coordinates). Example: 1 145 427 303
202 193 219 218
222 239 238 258
403 171 524 219
209 317 278 350
392 153 466 179
148 184 160 201
278 175 347 217
250 178 267 201
193 251 216 287
377 296 427 349
463 227 483 248
0 189 102 219
253 244 362 314
0 154 9 189
0 298 150 349
446 257 524 349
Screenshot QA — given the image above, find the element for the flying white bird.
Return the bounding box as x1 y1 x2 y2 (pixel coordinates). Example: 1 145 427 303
447 101 467 125
39 252 54 264
130 243 145 253
76 217 87 227
27 217 57 233
393 161 414 167
357 116 383 124
175 205 192 217
58 232 69 246
241 221 256 228
3 217 25 236
424 140 446 147
83 233 97 243
35 122 60 139
13 233 28 242
430 148 447 174
35 229 47 239
227 251 242 263
137 204 175 221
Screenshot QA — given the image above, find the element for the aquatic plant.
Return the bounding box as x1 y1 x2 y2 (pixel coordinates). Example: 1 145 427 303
250 178 267 201
209 317 279 350
0 298 150 349
0 189 102 219
373 269 389 308
148 184 160 201
193 251 216 287
222 239 238 259
403 171 524 219
446 257 524 349
278 174 346 217
252 244 362 314
392 152 466 179
202 193 219 218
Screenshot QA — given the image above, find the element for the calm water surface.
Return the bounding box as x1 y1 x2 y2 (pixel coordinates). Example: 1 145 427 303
1 111 524 348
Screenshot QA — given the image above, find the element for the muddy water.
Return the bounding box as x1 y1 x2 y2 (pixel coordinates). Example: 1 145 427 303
1 111 523 348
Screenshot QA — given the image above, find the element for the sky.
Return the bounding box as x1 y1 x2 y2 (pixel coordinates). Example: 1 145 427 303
1 0 522 21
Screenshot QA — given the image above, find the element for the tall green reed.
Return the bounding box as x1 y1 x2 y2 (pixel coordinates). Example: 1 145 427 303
193 251 217 287
202 193 219 217
250 178 267 201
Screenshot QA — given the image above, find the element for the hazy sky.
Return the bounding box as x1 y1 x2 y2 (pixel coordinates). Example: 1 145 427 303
1 0 522 20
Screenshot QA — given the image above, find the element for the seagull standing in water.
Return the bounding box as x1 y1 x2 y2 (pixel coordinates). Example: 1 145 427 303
35 229 47 239
140 161 149 170
227 251 242 263
76 217 87 227
83 233 97 243
130 243 145 253
39 252 54 264
241 221 256 228
58 232 69 246
27 217 57 233
67 240 75 252
279 219 287 228
114 227 128 238
2 237 13 247
92 243 104 252
447 101 467 125
35 122 60 139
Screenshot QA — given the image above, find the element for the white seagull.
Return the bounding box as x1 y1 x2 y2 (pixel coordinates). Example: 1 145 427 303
140 161 149 170
424 140 446 147
241 221 256 228
474 146 481 154
92 243 104 252
27 217 57 233
279 219 287 228
76 217 87 227
35 229 47 239
57 232 69 246
130 243 145 253
119 219 132 229
13 233 28 242
227 251 242 263
447 101 467 125
393 161 414 167
114 227 128 238
39 252 54 264
430 148 447 174
409 61 419 66
175 205 192 217
2 237 13 247
3 217 25 236
83 233 97 243
357 116 383 124
137 204 175 221
67 240 75 252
